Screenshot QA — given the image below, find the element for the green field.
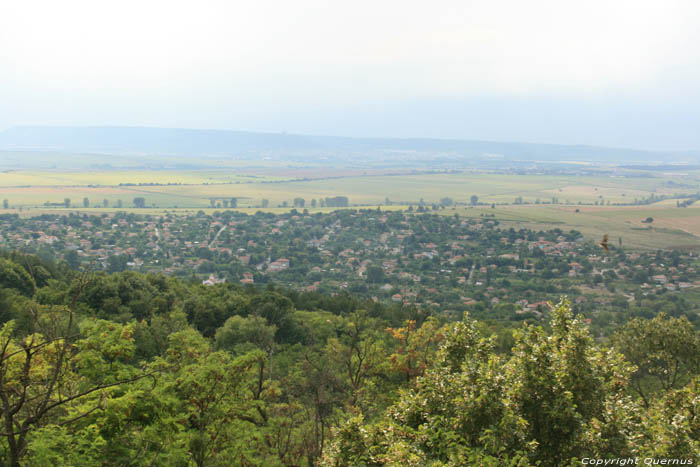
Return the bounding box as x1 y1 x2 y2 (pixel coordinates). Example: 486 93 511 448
1 168 698 250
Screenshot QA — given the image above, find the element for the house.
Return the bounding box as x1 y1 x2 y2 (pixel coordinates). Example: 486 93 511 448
203 275 225 286
652 275 667 284
268 258 290 272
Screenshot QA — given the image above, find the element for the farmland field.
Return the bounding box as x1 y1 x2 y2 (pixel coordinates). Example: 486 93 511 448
442 204 700 250
1 168 698 250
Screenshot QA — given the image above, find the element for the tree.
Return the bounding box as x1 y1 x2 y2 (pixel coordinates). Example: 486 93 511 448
365 265 384 284
0 296 150 466
386 317 444 382
470 195 479 205
64 250 80 270
294 198 305 208
640 377 700 458
102 199 109 208
323 310 389 417
82 198 89 208
0 258 36 297
116 200 123 208
2 200 7 209
133 197 146 209
230 198 237 208
247 292 294 341
261 199 269 208
215 315 276 354
311 199 317 208
614 313 700 407
324 197 349 208
107 255 129 273
324 300 641 465
154 329 292 466
64 198 71 208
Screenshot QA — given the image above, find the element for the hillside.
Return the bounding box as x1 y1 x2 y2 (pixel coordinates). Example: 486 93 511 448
1 126 693 167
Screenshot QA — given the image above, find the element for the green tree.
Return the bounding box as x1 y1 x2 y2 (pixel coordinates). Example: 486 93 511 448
324 300 640 466
470 195 479 205
0 258 36 297
365 265 384 284
64 250 80 269
133 197 146 208
107 254 129 273
0 309 149 467
64 198 71 208
82 197 89 208
247 292 294 341
639 377 700 458
215 315 276 354
2 199 8 209
614 313 700 407
154 329 293 466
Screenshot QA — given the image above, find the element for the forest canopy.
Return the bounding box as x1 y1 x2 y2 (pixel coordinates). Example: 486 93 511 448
0 251 697 466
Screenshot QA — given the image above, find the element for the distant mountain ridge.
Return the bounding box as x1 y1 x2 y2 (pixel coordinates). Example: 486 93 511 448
0 125 696 164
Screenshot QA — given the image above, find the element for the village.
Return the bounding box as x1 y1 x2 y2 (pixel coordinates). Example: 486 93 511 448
0 209 698 333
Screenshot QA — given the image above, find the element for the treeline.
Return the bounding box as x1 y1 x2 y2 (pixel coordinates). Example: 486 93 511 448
0 251 698 465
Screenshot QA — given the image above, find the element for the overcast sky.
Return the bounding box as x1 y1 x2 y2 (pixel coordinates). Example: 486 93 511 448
1 0 699 150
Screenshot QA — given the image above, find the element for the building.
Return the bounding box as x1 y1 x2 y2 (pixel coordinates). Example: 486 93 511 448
268 258 290 272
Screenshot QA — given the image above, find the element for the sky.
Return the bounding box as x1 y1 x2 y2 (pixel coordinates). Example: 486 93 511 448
1 0 699 150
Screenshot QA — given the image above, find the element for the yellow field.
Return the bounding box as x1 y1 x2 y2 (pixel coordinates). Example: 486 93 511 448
1 170 696 208
444 204 700 250
0 170 286 186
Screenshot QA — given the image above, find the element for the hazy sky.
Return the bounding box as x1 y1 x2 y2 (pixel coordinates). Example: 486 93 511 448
1 0 699 150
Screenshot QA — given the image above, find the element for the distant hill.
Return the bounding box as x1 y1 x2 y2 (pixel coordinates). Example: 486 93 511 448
0 125 696 166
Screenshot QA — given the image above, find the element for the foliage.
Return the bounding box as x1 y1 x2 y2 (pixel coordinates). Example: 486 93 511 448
0 258 36 297
0 252 696 466
613 313 700 406
323 299 695 466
